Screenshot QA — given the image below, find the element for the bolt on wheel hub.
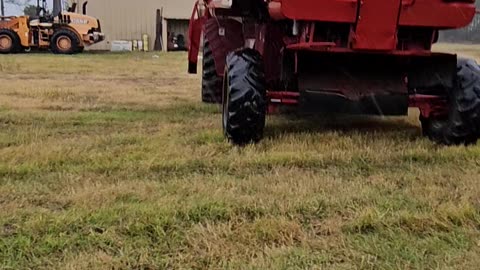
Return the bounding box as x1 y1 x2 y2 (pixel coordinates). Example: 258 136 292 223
0 35 13 50
57 36 72 51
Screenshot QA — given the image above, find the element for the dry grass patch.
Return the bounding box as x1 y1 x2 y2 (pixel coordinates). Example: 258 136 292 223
1 45 480 269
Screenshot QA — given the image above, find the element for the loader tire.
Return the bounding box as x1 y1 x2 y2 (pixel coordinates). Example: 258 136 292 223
422 58 480 145
202 39 223 103
51 29 80 54
222 49 267 145
0 29 21 54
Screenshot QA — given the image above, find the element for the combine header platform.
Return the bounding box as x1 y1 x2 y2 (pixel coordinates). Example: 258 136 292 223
188 0 480 145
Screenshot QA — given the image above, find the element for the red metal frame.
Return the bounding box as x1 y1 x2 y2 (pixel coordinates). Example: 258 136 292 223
408 94 448 118
280 0 475 30
187 0 477 120
266 92 449 117
189 0 476 62
267 91 300 114
189 0 476 73
267 91 300 105
286 22 337 52
399 1 476 28
281 0 358 23
353 0 400 50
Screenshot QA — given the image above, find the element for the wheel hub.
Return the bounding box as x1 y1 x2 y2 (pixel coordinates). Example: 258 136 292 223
0 35 12 50
57 36 72 51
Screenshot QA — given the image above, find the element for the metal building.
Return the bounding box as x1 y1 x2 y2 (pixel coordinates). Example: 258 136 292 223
72 0 193 51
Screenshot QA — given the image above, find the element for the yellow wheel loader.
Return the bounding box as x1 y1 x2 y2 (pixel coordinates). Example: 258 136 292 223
0 0 103 54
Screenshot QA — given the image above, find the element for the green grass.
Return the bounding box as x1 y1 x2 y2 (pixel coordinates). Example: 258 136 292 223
1 47 480 269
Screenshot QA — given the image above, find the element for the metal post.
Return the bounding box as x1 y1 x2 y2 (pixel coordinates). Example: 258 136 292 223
53 0 62 16
1 0 5 17
162 17 168 52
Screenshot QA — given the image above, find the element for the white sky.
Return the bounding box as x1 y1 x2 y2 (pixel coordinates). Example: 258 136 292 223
4 0 53 16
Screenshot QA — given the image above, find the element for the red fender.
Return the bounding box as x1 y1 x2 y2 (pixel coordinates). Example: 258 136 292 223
204 18 244 77
188 2 246 76
188 1 206 74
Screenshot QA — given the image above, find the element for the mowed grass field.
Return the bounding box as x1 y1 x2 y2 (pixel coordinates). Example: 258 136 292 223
1 44 480 269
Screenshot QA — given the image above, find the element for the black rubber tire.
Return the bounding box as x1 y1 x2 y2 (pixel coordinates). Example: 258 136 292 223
422 58 480 145
50 29 80 55
0 29 21 54
222 48 267 145
202 38 223 103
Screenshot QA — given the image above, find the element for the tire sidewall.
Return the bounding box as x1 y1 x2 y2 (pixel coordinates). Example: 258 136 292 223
0 29 20 54
222 49 267 144
0 33 13 53
202 38 223 103
222 68 230 136
423 58 480 145
51 29 80 54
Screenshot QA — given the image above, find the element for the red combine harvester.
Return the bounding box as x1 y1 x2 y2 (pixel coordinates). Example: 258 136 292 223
188 0 480 145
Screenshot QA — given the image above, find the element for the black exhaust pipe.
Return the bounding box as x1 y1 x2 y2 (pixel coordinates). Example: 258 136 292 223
68 3 77 12
52 0 62 16
83 1 88 15
36 0 40 16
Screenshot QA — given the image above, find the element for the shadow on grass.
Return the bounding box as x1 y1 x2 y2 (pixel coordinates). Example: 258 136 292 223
265 114 420 139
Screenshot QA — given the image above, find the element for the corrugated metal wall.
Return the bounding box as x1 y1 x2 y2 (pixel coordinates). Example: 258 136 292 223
74 0 193 51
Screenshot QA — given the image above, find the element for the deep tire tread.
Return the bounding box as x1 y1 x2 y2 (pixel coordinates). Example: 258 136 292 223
0 28 21 54
50 29 80 55
223 49 267 145
202 39 223 103
423 58 480 145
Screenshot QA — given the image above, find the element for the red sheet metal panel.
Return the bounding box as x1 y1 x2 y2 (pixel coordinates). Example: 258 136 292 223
399 0 475 28
279 0 475 29
353 0 401 50
204 18 245 77
280 0 358 23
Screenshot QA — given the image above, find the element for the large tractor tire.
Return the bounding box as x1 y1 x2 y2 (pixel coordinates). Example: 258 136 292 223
222 49 267 145
50 29 80 55
202 38 223 103
422 58 480 145
0 29 21 54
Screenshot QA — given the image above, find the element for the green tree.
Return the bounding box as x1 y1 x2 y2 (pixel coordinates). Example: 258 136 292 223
23 3 36 16
1 0 31 16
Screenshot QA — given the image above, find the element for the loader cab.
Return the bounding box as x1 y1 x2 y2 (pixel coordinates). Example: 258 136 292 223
27 0 104 54
0 0 103 54
29 0 53 22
